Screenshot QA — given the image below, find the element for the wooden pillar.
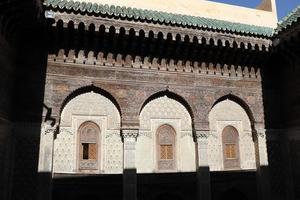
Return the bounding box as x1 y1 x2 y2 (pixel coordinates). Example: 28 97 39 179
37 123 57 200
196 130 211 200
122 129 138 200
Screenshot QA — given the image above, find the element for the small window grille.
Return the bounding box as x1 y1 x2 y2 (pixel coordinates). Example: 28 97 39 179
160 144 173 160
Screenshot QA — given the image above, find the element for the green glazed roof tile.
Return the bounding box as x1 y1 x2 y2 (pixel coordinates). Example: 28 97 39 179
44 0 274 37
275 5 300 34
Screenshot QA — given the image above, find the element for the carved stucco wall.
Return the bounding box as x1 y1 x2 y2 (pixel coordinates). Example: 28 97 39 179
137 96 196 173
53 92 122 173
208 99 256 171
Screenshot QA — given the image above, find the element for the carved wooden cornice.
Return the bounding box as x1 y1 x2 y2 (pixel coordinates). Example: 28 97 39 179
47 11 272 52
48 50 262 81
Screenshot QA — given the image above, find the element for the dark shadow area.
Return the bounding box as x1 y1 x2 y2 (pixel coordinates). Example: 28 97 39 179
261 49 294 199
155 193 183 200
137 172 196 200
197 167 211 200
43 104 56 126
53 174 122 200
47 17 265 71
52 171 257 200
0 0 48 200
211 171 257 200
265 29 300 199
220 188 248 200
123 169 137 200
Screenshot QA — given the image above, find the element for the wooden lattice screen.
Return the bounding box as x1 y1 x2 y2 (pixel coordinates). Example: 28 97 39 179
157 124 176 171
222 126 240 170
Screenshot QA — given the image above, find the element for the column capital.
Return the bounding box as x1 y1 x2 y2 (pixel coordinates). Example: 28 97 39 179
256 128 266 139
42 123 59 136
195 130 209 140
122 129 139 140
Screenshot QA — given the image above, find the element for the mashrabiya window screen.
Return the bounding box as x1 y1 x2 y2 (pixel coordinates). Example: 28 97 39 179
222 126 240 170
157 124 176 171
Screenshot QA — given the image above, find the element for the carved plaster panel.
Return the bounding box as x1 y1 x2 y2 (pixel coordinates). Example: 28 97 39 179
137 96 195 173
208 99 256 171
53 92 122 174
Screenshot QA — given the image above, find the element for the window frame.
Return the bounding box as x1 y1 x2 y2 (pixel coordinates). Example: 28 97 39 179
222 125 241 170
156 124 176 172
77 121 100 172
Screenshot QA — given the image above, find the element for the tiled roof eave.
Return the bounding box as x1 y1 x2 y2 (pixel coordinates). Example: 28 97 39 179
275 5 300 35
43 0 274 38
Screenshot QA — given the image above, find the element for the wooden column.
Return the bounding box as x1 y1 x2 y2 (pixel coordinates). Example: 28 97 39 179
196 130 211 200
122 129 138 200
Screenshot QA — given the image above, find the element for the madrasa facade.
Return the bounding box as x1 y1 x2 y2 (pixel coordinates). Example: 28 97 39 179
0 0 300 200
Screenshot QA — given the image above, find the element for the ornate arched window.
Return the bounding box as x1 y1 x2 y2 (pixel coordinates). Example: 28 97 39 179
222 126 240 170
157 124 176 171
78 121 100 171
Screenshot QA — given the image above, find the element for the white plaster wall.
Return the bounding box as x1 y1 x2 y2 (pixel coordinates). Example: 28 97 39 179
208 99 256 171
53 92 122 174
137 96 196 173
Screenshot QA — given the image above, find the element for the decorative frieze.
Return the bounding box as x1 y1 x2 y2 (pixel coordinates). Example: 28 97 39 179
48 50 262 80
138 131 151 139
79 160 98 170
180 131 193 138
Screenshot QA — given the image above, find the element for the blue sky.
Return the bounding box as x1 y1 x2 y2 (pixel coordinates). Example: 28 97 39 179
209 0 300 20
